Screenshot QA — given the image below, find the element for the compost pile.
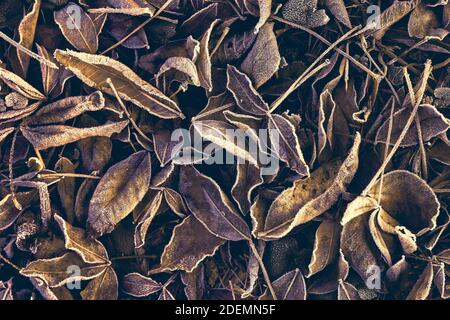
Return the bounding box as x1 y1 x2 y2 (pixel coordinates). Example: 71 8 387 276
0 0 449 300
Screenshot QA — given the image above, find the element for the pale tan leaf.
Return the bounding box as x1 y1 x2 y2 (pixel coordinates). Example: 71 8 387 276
20 252 108 288
258 133 361 240
54 214 109 264
21 120 129 150
88 151 151 237
80 267 118 300
54 50 184 119
0 65 45 100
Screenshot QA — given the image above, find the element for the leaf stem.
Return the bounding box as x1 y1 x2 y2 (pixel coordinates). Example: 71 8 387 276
0 31 59 70
37 172 100 179
268 24 361 114
106 78 153 144
362 60 433 196
272 16 382 80
0 253 21 272
110 255 157 261
248 240 278 300
101 0 176 55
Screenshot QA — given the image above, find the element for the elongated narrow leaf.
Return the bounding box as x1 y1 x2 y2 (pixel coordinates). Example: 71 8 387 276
325 0 352 28
54 50 184 119
231 163 263 215
16 0 40 76
122 273 162 298
193 120 258 165
0 65 45 100
26 91 105 126
406 262 433 300
268 114 309 176
20 252 108 288
21 120 129 150
308 219 341 277
255 0 272 33
197 20 218 91
226 64 269 116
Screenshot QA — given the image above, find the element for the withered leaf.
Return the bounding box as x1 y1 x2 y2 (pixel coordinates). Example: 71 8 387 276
308 219 341 277
55 157 76 223
368 210 393 265
122 273 162 298
263 269 306 300
341 214 384 283
367 170 440 235
395 226 418 254
258 133 360 240
0 192 36 231
156 57 200 89
80 267 118 300
20 252 108 288
88 151 151 237
337 280 360 300
76 114 112 173
406 262 433 300
325 0 351 28
255 0 272 33
268 114 310 176
341 196 379 225
26 92 105 126
153 130 184 167
54 3 99 54
54 214 109 264
54 50 184 119
408 2 448 39
134 189 165 248
21 120 129 150
373 0 416 40
36 44 73 98
0 127 14 143
376 105 450 147
241 23 280 88
433 263 449 299
192 120 258 165
160 215 226 272
197 20 219 92
281 0 329 29
0 65 45 100
226 64 269 116
88 0 155 16
181 264 206 300
16 0 40 76
215 30 257 64
231 163 263 215
179 165 252 241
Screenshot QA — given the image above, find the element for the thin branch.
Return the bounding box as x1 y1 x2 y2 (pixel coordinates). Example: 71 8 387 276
0 31 59 70
362 60 433 196
248 241 278 300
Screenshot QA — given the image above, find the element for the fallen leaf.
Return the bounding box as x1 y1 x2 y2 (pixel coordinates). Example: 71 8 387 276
88 151 151 237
